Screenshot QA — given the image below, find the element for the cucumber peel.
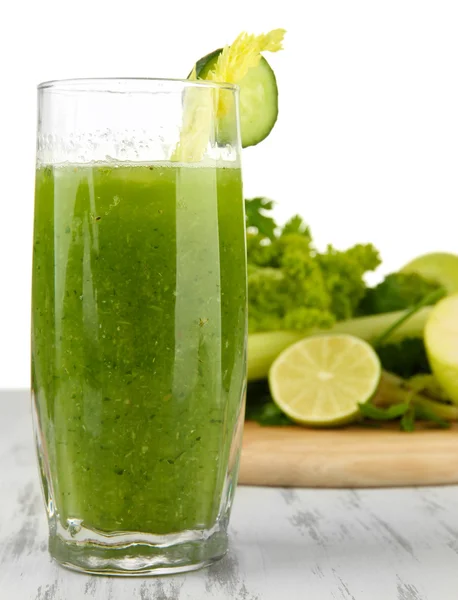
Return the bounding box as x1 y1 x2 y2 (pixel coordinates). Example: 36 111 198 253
194 49 279 148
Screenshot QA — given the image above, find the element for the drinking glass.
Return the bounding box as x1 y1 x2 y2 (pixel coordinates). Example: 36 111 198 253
32 78 247 575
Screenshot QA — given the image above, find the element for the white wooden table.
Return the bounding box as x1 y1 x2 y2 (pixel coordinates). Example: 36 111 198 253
1 391 458 600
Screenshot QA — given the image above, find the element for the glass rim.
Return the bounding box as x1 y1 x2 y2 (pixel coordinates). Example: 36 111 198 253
37 77 239 93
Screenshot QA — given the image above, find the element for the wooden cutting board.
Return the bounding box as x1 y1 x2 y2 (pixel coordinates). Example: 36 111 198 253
239 421 458 488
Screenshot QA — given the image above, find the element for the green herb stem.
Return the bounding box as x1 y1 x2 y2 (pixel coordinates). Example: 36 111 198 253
374 371 458 421
372 288 445 348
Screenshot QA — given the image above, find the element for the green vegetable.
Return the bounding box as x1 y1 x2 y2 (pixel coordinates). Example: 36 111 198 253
248 307 432 381
358 272 442 316
408 373 451 403
194 50 279 148
376 338 431 379
370 288 445 347
245 197 277 241
245 381 293 426
244 197 456 430
361 401 450 432
358 386 453 432
358 402 410 421
413 405 450 429
400 406 416 432
246 198 380 333
366 371 458 430
358 273 444 378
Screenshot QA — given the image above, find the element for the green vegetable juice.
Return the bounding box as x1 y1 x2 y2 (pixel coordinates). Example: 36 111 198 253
32 162 247 535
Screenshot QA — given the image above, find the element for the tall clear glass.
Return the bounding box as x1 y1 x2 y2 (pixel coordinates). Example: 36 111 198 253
32 78 247 575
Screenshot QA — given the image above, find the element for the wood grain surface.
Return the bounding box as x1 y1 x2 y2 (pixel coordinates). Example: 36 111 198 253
2 391 458 600
239 421 458 488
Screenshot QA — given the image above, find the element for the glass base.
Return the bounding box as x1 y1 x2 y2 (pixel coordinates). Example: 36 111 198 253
49 525 228 576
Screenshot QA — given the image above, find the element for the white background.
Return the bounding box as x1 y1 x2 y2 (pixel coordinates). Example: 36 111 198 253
1 0 457 388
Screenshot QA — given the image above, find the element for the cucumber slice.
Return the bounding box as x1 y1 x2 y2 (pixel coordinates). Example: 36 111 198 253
193 49 279 148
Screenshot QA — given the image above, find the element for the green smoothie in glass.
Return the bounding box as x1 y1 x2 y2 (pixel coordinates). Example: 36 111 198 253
33 29 283 575
32 162 246 535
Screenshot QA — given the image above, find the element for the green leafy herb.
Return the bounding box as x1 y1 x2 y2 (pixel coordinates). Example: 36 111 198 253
414 405 450 429
408 374 451 402
250 401 293 426
359 372 456 431
245 198 381 333
400 406 416 432
376 338 431 379
245 380 293 426
280 215 311 237
358 402 410 421
358 272 443 316
245 198 277 241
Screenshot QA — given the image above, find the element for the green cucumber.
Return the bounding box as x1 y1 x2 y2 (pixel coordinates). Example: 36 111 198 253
193 49 279 148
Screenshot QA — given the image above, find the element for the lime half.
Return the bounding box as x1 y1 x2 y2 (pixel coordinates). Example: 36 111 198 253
424 293 458 405
269 334 381 426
